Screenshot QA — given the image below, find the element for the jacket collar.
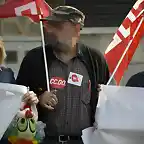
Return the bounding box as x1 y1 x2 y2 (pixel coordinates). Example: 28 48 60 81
45 42 83 60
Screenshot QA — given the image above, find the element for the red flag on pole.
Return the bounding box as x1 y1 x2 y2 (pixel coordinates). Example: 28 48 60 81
30 0 52 22
0 0 51 90
105 0 144 85
0 0 50 22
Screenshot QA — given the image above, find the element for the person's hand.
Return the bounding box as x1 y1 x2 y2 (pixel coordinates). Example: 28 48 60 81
39 90 58 110
23 91 39 105
97 84 101 92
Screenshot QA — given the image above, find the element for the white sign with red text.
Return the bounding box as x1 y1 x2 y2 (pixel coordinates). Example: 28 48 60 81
67 72 83 86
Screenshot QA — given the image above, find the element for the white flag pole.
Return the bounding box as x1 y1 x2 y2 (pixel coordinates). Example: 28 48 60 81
39 14 50 91
106 17 144 85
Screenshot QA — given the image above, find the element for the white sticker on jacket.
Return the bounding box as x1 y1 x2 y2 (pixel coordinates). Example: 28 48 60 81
67 72 83 86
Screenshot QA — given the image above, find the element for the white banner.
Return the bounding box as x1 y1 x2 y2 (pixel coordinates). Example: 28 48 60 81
0 83 27 139
82 85 144 144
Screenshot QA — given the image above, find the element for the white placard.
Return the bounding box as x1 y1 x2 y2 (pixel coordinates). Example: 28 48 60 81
82 85 144 144
0 83 27 139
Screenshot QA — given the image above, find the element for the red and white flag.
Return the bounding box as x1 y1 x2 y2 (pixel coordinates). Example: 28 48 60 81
105 0 144 85
0 0 51 22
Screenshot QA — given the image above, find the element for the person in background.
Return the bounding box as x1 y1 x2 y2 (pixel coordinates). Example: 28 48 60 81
126 71 144 87
0 40 39 143
0 40 15 83
16 6 109 144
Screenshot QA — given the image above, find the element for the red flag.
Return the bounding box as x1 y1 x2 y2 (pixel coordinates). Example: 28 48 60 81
0 0 51 22
29 0 52 22
105 0 144 85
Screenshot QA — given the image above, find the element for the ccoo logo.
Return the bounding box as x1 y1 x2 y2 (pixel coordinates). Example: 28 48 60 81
50 77 66 89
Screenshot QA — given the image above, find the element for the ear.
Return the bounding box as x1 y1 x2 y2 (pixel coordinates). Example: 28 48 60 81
75 24 81 32
75 24 81 37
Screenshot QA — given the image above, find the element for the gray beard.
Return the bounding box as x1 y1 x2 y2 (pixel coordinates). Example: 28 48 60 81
53 41 71 54
45 33 72 54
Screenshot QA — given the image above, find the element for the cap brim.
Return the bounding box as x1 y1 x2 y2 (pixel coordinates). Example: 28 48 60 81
40 15 64 22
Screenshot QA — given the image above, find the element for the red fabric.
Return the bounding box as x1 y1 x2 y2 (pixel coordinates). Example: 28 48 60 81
0 0 51 22
104 0 144 85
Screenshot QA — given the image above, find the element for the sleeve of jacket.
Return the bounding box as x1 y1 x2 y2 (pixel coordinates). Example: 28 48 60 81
8 68 16 84
90 48 110 84
87 47 110 124
16 52 32 87
0 68 16 84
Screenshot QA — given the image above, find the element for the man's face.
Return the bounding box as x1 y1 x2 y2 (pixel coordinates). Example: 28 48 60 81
44 20 80 53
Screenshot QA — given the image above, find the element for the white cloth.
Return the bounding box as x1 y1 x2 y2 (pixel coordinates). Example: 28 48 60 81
82 127 95 144
0 83 27 139
82 85 144 144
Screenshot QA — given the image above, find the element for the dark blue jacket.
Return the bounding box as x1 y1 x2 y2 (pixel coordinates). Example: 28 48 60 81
126 71 144 87
0 67 15 84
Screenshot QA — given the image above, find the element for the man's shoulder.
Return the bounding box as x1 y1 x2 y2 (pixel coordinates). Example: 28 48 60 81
79 42 104 59
129 71 144 79
26 46 42 57
25 45 53 60
126 71 144 87
27 46 43 56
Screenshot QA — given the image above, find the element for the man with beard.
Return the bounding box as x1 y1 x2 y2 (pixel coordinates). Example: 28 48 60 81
16 6 109 144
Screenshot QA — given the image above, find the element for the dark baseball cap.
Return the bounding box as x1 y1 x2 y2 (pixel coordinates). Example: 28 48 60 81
41 6 85 29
